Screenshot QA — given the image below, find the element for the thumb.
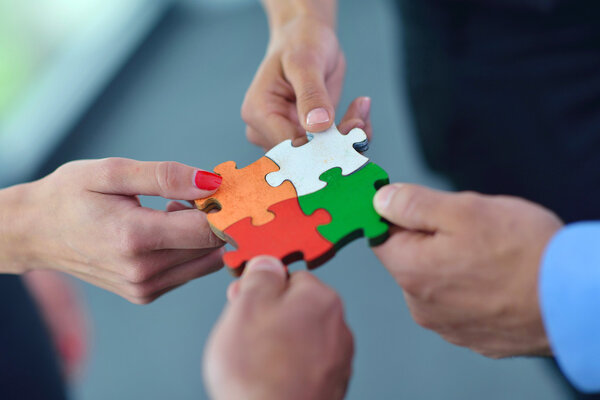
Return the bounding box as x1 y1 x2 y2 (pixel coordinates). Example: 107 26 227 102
88 158 222 200
235 256 287 305
283 59 334 133
373 184 457 233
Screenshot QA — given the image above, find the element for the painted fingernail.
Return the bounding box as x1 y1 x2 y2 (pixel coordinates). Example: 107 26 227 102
374 184 401 212
194 170 222 191
245 256 285 275
306 108 330 127
359 97 371 119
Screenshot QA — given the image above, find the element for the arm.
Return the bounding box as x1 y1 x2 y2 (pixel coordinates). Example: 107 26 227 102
243 0 373 150
540 222 600 393
0 158 225 304
262 0 336 32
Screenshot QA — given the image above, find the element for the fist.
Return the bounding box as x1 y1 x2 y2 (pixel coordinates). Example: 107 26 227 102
204 257 354 400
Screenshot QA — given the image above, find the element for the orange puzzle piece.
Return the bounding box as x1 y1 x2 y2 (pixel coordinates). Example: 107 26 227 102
195 157 297 239
222 198 335 275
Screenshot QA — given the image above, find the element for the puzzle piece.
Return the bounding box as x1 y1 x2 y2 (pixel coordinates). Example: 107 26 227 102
195 157 296 239
223 198 335 275
299 163 390 249
265 125 369 196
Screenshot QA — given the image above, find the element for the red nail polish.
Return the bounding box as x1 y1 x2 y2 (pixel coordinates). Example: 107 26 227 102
195 170 222 190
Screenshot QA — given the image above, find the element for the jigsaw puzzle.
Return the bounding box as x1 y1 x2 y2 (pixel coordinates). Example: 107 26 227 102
195 124 390 275
223 198 335 275
194 157 296 240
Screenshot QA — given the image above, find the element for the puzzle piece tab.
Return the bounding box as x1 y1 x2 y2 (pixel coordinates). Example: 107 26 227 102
195 157 296 239
265 125 369 196
299 163 390 249
223 198 335 275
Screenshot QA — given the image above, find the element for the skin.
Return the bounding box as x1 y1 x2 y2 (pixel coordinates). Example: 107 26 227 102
373 184 564 358
204 256 354 400
249 0 566 360
0 158 225 304
243 0 373 150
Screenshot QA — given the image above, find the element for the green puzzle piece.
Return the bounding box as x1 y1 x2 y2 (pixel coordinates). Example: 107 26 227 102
298 162 390 249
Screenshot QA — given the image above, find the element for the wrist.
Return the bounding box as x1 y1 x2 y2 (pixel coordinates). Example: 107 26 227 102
0 182 39 274
263 0 336 34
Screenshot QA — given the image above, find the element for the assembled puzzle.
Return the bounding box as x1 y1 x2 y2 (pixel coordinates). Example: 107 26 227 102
195 125 390 276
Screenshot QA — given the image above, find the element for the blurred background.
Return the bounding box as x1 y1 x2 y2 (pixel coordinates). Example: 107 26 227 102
0 0 570 398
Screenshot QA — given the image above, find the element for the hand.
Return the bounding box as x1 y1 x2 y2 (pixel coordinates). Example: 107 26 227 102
242 14 370 149
372 184 563 358
204 256 354 400
0 158 225 304
24 270 89 380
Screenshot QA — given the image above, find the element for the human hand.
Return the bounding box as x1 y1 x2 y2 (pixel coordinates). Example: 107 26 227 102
372 184 563 358
24 270 89 380
242 13 371 149
204 256 354 400
1 158 225 304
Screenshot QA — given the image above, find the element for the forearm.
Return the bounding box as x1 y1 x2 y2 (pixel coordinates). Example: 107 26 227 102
261 0 337 32
0 183 36 274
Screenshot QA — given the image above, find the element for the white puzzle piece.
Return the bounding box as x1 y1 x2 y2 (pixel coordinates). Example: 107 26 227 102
265 125 369 196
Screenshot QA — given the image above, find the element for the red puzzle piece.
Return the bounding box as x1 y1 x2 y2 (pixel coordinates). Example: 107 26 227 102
223 198 334 275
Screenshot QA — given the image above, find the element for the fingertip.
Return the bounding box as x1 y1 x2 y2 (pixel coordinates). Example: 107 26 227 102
227 281 240 302
243 256 286 279
194 170 223 192
358 96 371 120
306 107 334 132
374 184 402 215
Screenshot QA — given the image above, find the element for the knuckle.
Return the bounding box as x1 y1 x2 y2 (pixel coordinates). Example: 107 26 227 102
398 187 426 223
128 295 154 306
154 161 178 195
98 157 128 180
117 225 147 256
412 310 437 331
283 48 321 70
124 263 151 284
396 271 422 296
245 126 262 147
128 282 155 300
240 98 256 125
298 82 326 105
457 191 486 213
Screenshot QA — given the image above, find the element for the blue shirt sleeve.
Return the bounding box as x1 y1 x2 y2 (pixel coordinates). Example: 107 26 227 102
540 222 600 393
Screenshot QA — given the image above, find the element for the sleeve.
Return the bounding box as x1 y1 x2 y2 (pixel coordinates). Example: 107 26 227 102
540 222 600 393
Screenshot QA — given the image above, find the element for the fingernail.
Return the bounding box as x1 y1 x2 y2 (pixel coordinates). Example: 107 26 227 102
306 108 330 127
245 256 285 276
374 184 401 212
195 170 222 191
359 97 371 119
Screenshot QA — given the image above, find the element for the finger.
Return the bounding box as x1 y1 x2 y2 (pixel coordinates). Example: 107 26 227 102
89 158 222 200
139 248 225 296
166 201 192 212
123 248 219 283
325 53 346 109
227 280 241 302
373 184 459 233
372 227 434 278
338 97 372 140
128 208 224 250
282 55 335 132
235 256 287 305
284 270 330 303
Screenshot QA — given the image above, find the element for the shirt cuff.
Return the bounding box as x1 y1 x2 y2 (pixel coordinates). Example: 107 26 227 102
540 222 600 393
